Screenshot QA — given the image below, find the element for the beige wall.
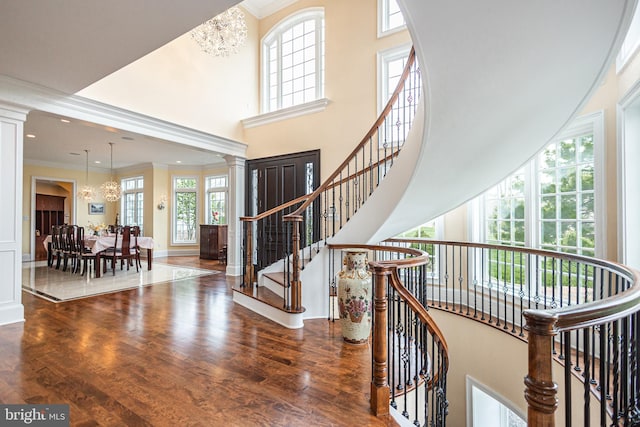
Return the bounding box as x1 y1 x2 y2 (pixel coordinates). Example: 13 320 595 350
23 162 233 257
245 0 411 180
23 164 111 254
78 7 260 143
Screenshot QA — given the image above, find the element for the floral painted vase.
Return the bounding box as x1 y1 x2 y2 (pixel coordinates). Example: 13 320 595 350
338 249 372 344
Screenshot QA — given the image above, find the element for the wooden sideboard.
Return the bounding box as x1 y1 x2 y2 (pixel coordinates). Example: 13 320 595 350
200 224 228 261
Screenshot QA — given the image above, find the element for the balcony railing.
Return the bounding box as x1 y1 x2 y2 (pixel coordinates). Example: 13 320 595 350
380 238 640 426
329 244 449 426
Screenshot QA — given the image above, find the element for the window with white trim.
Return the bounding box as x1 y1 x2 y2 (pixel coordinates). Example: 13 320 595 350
121 176 144 234
205 175 228 225
473 113 604 290
173 177 198 244
378 45 420 147
616 5 640 72
262 9 324 113
378 0 406 36
477 114 602 256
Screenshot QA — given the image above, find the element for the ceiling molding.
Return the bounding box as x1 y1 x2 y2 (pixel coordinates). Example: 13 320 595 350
0 75 248 159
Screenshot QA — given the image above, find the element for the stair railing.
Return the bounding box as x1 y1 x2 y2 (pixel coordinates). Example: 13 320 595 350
383 238 640 426
240 47 421 311
329 244 449 426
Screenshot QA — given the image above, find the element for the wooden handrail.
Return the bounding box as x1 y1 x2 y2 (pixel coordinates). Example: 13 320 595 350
331 243 449 419
283 47 417 223
239 152 397 224
240 193 310 223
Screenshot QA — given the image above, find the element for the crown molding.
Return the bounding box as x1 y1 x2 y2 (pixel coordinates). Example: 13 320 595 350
242 98 330 128
0 74 248 158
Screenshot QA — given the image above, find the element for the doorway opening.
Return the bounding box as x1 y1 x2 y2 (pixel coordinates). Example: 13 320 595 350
30 177 76 261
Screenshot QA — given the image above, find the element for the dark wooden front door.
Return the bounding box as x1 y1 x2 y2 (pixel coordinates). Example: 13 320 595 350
246 150 320 269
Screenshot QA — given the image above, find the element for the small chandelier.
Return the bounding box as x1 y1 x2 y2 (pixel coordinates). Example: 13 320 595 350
191 6 248 57
101 142 121 202
77 149 97 202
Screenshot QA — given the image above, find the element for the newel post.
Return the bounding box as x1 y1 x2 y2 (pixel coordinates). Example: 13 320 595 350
287 215 303 312
240 219 254 287
370 264 392 416
523 310 559 427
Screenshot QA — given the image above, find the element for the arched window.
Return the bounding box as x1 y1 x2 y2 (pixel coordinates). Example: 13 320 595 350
262 9 324 113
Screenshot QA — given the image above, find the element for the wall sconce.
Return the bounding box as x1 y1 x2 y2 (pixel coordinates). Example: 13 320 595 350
157 194 167 210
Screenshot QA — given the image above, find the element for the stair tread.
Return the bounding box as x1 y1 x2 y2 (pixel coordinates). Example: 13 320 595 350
233 284 305 314
263 271 292 287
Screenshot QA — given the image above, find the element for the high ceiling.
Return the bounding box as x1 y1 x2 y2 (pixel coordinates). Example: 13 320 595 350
0 0 294 170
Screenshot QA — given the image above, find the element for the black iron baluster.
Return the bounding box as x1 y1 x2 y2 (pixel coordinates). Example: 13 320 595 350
563 330 572 427
583 327 591 426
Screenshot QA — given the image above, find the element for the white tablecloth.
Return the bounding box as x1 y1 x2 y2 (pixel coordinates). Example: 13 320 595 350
43 234 155 254
84 235 155 254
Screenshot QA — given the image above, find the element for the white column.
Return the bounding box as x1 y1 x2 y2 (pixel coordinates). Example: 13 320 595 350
224 155 245 276
0 103 27 325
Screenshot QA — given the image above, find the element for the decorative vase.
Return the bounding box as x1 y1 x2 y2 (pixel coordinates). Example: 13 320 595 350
337 249 372 344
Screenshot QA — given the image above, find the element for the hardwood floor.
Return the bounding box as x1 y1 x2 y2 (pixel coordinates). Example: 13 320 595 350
0 256 398 426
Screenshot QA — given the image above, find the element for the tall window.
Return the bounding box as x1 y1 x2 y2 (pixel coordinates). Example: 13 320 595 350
378 45 420 145
173 177 198 244
262 9 324 113
205 175 228 225
121 176 144 234
476 112 604 259
485 170 525 247
378 0 406 36
538 135 595 256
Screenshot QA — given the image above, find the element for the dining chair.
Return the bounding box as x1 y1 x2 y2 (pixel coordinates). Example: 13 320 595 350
130 225 141 270
103 226 138 275
49 225 62 268
61 225 81 273
77 227 97 276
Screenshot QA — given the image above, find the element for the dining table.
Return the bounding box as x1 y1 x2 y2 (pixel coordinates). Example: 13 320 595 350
43 233 155 278
85 234 155 278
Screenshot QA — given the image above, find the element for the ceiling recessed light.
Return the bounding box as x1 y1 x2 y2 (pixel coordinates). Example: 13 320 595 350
176 160 182 164
94 160 101 164
60 119 70 123
26 134 36 139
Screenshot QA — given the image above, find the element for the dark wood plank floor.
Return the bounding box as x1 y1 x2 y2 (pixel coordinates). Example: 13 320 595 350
0 257 398 426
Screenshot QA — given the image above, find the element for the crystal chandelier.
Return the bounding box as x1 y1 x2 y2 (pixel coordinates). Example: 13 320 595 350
101 142 121 202
191 6 248 56
77 149 97 202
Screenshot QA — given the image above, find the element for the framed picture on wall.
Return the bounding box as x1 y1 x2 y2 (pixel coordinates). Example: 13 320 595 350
88 203 105 215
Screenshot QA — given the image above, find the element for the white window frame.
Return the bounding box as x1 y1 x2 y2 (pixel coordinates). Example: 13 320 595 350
377 0 407 38
377 43 412 114
121 176 144 234
205 175 228 225
261 8 325 114
616 5 640 73
473 111 605 259
172 176 199 245
466 376 526 427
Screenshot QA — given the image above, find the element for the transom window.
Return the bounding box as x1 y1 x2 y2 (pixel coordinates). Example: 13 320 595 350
262 9 324 113
205 175 228 225
173 177 198 244
121 176 144 234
